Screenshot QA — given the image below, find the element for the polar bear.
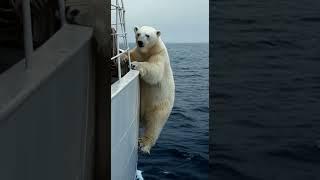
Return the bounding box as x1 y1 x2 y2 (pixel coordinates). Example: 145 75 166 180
127 26 175 154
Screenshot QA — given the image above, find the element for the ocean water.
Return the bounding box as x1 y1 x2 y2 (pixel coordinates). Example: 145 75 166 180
212 0 320 179
137 43 209 180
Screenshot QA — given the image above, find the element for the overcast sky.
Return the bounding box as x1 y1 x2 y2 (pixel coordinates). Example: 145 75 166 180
118 0 208 43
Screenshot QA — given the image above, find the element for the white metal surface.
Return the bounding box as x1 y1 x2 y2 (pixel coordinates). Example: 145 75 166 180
111 70 140 180
111 1 139 179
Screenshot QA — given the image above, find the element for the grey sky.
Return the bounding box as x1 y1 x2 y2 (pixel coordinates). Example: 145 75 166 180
121 0 208 43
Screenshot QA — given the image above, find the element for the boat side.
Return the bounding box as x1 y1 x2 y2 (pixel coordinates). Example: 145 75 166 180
111 70 140 180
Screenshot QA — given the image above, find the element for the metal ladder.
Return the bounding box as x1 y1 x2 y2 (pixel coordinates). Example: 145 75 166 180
111 0 132 80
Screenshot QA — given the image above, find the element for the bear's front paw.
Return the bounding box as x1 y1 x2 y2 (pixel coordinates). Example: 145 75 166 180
120 53 129 64
131 62 145 76
131 61 140 70
138 136 153 154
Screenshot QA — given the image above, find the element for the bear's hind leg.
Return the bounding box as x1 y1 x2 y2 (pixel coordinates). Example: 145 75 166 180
139 109 170 154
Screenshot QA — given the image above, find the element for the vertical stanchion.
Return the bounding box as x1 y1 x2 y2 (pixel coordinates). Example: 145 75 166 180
116 0 121 80
58 0 66 25
121 1 131 70
22 0 33 69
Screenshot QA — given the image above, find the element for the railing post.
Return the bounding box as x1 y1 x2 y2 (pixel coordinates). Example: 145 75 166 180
22 0 33 69
116 0 121 80
121 1 132 70
58 0 66 25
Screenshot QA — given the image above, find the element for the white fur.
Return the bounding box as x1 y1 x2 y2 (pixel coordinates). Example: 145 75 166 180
130 26 175 154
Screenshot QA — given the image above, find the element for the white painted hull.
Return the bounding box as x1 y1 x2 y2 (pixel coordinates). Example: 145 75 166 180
111 70 140 180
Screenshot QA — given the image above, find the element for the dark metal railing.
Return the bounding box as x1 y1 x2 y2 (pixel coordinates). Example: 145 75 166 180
21 0 66 69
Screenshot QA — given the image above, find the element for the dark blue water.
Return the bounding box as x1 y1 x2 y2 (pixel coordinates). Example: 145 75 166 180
137 43 209 180
212 1 320 179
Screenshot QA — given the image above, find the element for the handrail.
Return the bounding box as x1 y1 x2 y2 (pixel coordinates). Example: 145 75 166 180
110 48 129 60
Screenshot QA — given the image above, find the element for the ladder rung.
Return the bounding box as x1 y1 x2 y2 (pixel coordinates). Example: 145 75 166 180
110 48 130 60
111 32 127 35
111 23 125 25
111 5 123 10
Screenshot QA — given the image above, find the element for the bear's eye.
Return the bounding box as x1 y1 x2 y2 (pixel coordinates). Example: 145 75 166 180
137 33 141 37
146 34 150 38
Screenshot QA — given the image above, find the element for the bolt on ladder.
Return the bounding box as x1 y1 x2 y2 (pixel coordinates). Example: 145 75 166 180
111 0 132 80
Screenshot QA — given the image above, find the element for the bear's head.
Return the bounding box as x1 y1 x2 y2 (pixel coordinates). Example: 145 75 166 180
134 26 161 53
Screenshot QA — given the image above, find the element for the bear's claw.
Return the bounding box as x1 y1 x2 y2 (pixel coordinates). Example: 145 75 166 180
131 64 136 69
138 137 152 154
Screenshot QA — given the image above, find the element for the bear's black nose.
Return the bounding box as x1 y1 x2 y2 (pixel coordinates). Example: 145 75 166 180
137 41 144 47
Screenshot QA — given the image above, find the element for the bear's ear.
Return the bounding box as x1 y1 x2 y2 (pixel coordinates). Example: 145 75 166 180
156 30 161 37
134 26 139 33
